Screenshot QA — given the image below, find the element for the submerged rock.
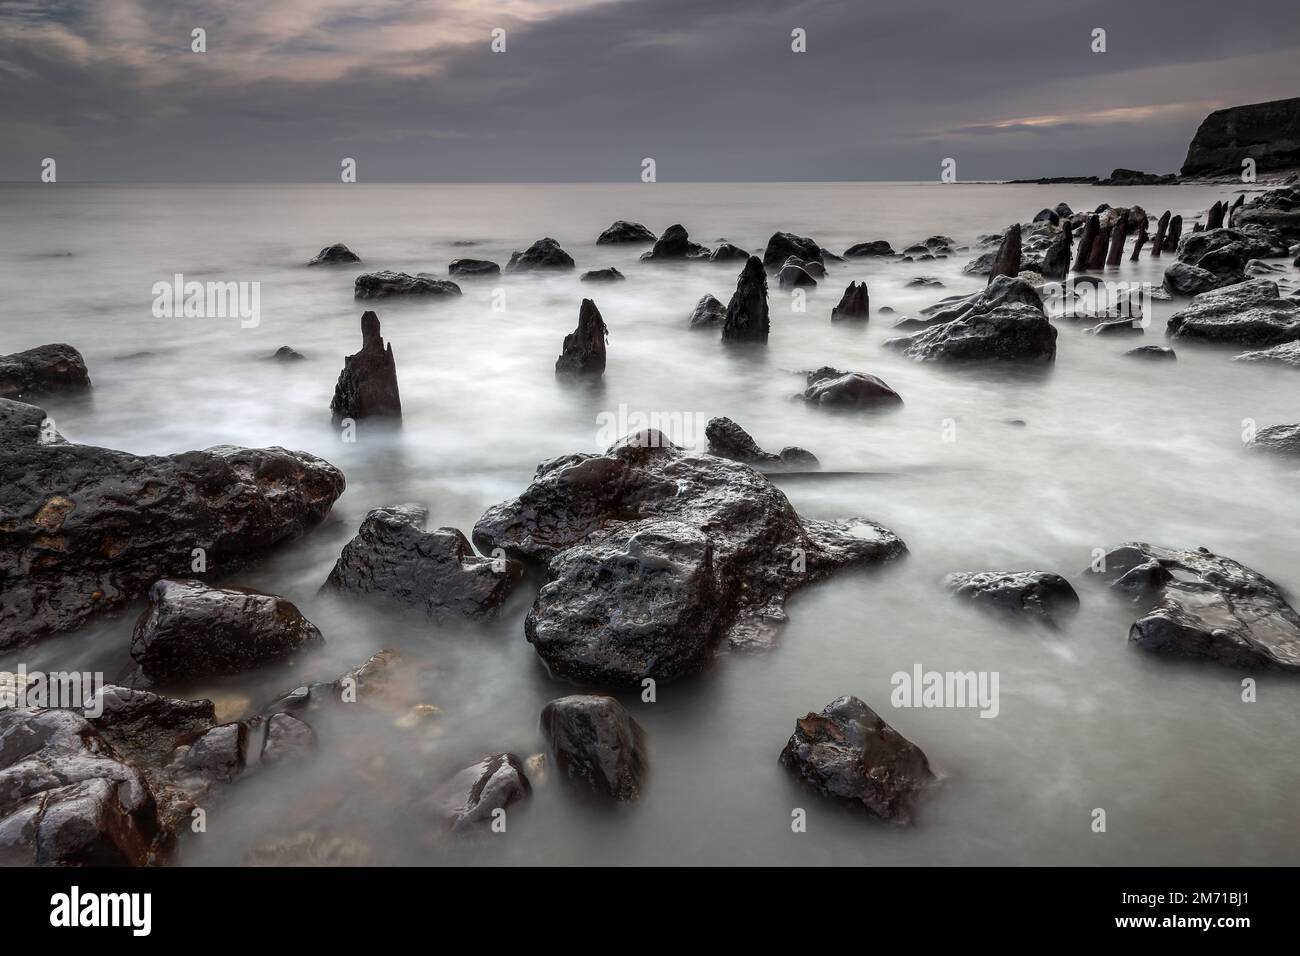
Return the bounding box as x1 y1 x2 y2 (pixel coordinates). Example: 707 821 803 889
763 232 823 270
580 267 624 283
260 713 316 765
705 416 818 469
843 240 894 258
322 504 523 620
507 237 576 272
687 293 727 329
272 346 305 362
448 258 500 277
0 344 91 401
555 298 608 377
884 275 1056 363
1166 279 1300 345
1126 345 1177 360
943 570 1079 625
777 261 817 289
831 281 870 320
473 432 905 682
797 367 902 409
540 695 646 802
307 243 360 265
0 398 344 649
778 695 934 824
720 256 770 343
710 242 751 262
1247 423 1300 455
1235 340 1300 367
1163 261 1224 297
354 271 462 298
641 224 710 261
1089 543 1300 671
597 220 656 244
429 753 530 831
130 579 324 682
331 310 401 419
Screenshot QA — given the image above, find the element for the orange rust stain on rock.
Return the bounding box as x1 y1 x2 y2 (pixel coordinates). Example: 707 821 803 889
33 496 74 531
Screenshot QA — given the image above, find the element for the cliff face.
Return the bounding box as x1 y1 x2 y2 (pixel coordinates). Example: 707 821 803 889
1181 97 1300 176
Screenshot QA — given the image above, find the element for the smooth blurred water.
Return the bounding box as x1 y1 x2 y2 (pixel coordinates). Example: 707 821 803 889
2 182 1298 865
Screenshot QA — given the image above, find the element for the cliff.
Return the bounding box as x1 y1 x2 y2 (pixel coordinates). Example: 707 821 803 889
1181 97 1300 176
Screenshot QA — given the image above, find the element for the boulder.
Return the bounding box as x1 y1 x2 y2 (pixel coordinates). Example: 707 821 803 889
884 275 1056 363
506 237 576 272
307 243 360 265
1126 345 1177 361
331 310 401 419
554 298 608 377
271 346 304 362
0 399 344 649
778 695 934 824
763 232 823 270
130 579 324 682
1163 261 1226 297
354 271 462 298
797 367 902 409
831 280 870 320
1180 97 1300 176
322 504 523 620
705 417 818 469
0 345 91 401
1165 279 1300 345
473 432 905 682
709 242 750 262
687 293 727 329
720 256 769 343
428 753 531 831
943 570 1079 625
777 262 817 289
540 695 646 802
843 240 894 258
580 267 625 283
1247 423 1300 456
1235 340 1300 367
597 220 656 244
641 224 709 261
1089 543 1300 671
260 713 316 765
1234 184 1300 240
448 258 500 277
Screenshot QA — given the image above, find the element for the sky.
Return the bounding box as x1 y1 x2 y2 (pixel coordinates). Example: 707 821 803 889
1 0 1298 182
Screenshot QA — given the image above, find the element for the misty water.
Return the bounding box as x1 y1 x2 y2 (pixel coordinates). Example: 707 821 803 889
3 182 1298 865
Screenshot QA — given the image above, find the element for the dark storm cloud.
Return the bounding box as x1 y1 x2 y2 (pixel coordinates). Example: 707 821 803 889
1 0 1297 181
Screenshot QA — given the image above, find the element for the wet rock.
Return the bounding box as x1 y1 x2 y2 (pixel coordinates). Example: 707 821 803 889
331 310 401 419
1246 259 1286 276
763 232 823 270
1089 543 1300 671
641 224 709 261
884 275 1056 363
709 242 750 262
474 432 905 682
1166 279 1300 345
777 261 817 289
354 271 462 298
580 267 624 283
429 753 531 831
721 256 770 343
260 713 316 765
802 259 826 278
555 298 608 377
1234 184 1300 240
831 281 870 320
540 695 646 802
130 579 324 682
987 224 1022 284
307 243 360 265
906 276 942 288
506 237 576 272
272 346 304 362
1126 345 1177 361
1173 227 1280 287
797 367 902 409
1235 340 1300 367
1247 423 1300 456
1072 214 1100 271
448 258 500 277
1034 208 1059 225
0 398 345 649
0 345 91 401
943 570 1079 625
778 695 934 824
687 293 727 329
1040 227 1072 280
1087 318 1143 336
167 722 247 785
843 240 894 258
88 685 217 767
597 220 657 244
705 417 818 469
265 649 404 716
1163 261 1224 297
962 250 998 276
322 504 523 620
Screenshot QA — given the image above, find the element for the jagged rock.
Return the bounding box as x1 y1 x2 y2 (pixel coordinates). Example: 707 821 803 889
831 281 870 320
1173 227 1281 287
473 432 905 682
540 696 645 802
331 311 401 419
506 237 575 272
428 753 530 831
597 220 656 244
1089 543 1300 671
1040 228 1072 280
720 256 769 343
1166 279 1300 345
1247 423 1300 456
962 250 997 276
260 713 316 765
271 346 304 362
580 267 624 283
843 240 894 258
1126 345 1176 361
322 504 522 620
687 294 727 329
705 417 818 469
778 696 934 824
763 232 823 270
130 579 324 682
0 345 91 401
641 224 709 261
0 398 344 649
884 275 1056 363
88 686 217 767
1181 97 1300 176
448 258 500 277
943 571 1079 625
1072 214 1100 271
709 242 750 262
987 224 1022 284
307 243 360 265
797 367 902 409
1163 215 1183 253
1235 340 1300 367
354 271 462 298
1234 185 1300 240
555 299 608 377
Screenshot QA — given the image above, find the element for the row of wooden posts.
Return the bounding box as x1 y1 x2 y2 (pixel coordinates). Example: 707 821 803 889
1071 193 1244 271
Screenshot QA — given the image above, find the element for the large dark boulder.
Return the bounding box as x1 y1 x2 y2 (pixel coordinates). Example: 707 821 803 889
641 224 709 261
763 232 822 270
843 240 894 258
354 271 461 298
1180 98 1300 176
797 367 902 409
330 311 401 419
0 345 91 401
597 221 656 244
540 695 646 802
506 238 576 272
0 399 344 649
1233 185 1300 240
1163 261 1225 297
704 417 817 469
884 276 1056 363
778 696 934 824
130 579 324 682
428 753 531 831
831 281 870 320
688 294 727 329
554 299 608 377
709 242 750 262
448 258 500 277
944 570 1079 625
322 504 523 620
720 256 769 343
307 243 360 266
473 432 905 683
1090 543 1300 671
1165 279 1300 345
777 260 817 289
